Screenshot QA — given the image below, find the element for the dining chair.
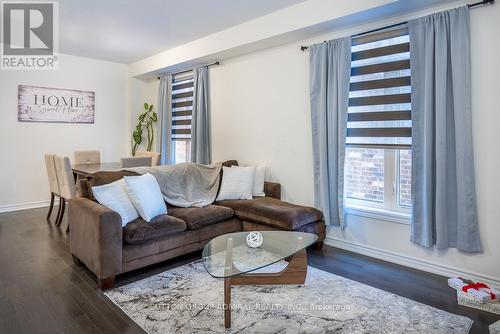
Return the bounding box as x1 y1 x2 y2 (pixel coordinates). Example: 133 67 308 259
120 156 152 168
135 151 161 166
74 150 100 164
44 154 60 222
74 150 101 186
54 156 77 229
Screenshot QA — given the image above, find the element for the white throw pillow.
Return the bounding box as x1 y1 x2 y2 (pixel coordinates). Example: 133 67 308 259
252 166 265 197
217 166 255 200
92 179 139 226
232 165 265 197
124 173 167 222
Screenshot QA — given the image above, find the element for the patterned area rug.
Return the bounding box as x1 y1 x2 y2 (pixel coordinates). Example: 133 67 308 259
105 261 472 333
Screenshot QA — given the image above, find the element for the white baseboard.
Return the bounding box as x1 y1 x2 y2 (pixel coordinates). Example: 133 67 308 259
325 236 500 290
0 200 53 213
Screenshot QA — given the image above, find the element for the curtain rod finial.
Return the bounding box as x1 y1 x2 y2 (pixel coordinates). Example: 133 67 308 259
468 0 495 7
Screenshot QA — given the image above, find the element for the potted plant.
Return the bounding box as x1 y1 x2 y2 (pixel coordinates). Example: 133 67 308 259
132 102 157 156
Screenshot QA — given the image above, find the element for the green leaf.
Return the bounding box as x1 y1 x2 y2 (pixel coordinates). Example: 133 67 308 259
133 103 155 150
133 132 142 144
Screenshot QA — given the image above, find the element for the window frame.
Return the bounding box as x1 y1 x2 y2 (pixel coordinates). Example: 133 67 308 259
170 72 194 164
171 139 191 164
345 149 411 224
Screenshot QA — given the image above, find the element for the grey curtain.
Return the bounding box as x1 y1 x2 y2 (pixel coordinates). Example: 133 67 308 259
158 75 174 165
409 6 482 252
309 37 351 228
191 66 211 164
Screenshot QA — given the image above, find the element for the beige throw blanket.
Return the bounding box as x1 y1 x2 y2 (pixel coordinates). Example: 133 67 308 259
127 162 221 208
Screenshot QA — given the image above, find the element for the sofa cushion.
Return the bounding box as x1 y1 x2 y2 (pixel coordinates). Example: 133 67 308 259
123 214 186 245
217 197 323 230
124 173 167 222
167 205 234 230
216 166 255 201
122 219 242 266
215 160 239 196
92 179 139 226
83 170 139 200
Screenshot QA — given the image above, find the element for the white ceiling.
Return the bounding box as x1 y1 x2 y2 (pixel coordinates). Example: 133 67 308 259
59 0 306 64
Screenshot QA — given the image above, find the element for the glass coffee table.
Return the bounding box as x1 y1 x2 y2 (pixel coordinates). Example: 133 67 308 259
202 231 317 328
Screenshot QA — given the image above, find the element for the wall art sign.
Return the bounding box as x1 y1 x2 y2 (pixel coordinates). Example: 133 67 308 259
18 85 95 123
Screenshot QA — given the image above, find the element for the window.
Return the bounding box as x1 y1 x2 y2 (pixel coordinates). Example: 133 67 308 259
345 26 412 218
171 72 194 164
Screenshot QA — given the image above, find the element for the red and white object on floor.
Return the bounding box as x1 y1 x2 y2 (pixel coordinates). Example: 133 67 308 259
457 291 500 315
448 277 499 303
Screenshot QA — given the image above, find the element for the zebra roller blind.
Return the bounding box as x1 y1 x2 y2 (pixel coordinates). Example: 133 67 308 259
347 26 411 149
171 72 194 140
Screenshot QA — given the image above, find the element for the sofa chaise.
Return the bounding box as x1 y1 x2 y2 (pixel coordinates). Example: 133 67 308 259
69 160 325 289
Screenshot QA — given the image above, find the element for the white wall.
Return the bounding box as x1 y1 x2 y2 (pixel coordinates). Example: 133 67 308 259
210 45 313 205
0 54 128 211
209 1 500 286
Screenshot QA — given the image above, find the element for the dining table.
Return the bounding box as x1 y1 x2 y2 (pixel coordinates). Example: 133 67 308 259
72 162 123 180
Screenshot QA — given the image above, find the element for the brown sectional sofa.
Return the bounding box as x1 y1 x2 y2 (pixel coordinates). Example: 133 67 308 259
69 161 325 289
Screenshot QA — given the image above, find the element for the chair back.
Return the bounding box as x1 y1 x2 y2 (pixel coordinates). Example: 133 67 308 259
135 151 161 166
120 156 152 168
74 150 100 164
44 154 60 195
54 156 77 199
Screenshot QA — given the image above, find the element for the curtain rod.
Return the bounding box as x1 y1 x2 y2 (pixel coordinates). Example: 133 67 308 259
299 0 494 51
157 61 220 80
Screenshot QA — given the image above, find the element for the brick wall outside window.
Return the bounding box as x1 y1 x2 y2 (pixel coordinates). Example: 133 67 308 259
399 149 412 207
345 148 384 202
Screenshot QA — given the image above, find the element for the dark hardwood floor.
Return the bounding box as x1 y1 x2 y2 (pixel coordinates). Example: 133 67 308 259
0 207 498 333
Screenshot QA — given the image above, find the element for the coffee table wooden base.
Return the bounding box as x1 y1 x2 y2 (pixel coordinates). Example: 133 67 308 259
223 248 307 328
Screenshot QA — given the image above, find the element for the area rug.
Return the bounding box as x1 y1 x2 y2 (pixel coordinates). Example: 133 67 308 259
104 261 473 333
